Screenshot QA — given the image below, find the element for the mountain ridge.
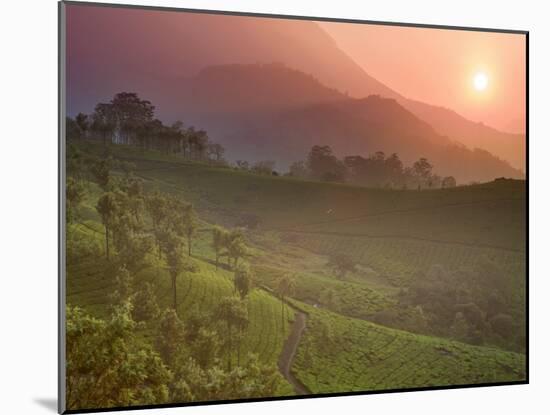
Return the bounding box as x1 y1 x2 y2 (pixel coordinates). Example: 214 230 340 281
178 63 522 183
66 5 525 173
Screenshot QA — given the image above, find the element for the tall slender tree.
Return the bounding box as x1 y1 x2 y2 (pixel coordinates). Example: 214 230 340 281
66 177 86 224
162 232 184 311
234 263 252 300
95 192 118 259
216 296 248 370
145 192 169 258
75 112 90 139
211 226 227 270
183 204 197 256
225 229 247 268
91 103 116 148
276 274 295 335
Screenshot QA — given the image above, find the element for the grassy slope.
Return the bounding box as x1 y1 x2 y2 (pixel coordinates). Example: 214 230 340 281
76 142 525 251
292 302 525 393
67 190 296 396
115 145 525 324
70 141 526 392
98 144 526 284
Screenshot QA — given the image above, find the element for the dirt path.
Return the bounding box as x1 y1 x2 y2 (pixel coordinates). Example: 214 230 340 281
278 310 311 395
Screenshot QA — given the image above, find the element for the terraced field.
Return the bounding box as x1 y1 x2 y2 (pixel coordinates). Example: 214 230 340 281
285 231 526 286
253 263 393 319
66 221 295 390
291 303 526 393
77 142 526 251
67 141 527 398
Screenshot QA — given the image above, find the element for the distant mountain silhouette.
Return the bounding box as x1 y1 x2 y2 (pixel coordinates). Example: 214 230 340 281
399 99 525 171
180 64 522 183
186 63 344 115
67 6 394 116
66 4 525 174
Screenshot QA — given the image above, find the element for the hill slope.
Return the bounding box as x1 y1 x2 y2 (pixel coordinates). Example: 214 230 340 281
292 302 525 393
68 140 527 398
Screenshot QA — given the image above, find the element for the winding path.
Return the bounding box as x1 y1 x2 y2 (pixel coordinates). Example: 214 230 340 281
278 310 311 395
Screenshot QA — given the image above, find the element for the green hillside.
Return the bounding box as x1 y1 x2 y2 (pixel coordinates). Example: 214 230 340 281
79 142 524 250
66 140 526 409
293 302 525 392
67 219 295 390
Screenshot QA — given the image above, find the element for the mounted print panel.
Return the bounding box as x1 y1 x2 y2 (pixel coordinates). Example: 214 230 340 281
59 1 527 413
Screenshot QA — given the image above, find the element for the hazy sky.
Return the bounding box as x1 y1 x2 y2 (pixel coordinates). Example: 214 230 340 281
66 3 526 135
320 22 526 133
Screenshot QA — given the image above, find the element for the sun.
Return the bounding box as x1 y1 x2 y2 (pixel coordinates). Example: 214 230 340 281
473 72 489 91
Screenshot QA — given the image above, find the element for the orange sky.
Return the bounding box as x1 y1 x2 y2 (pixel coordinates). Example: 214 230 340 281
320 22 526 133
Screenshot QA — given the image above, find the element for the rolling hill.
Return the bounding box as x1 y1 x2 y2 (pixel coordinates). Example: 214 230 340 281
68 140 526 397
67 196 297 396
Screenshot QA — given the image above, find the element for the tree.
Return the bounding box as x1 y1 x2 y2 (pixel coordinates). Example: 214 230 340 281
344 151 407 188
91 103 116 147
66 116 81 141
109 266 133 306
110 92 155 145
120 174 144 221
111 205 152 271
190 327 221 369
156 308 186 366
211 226 228 270
179 126 193 158
288 160 308 178
138 118 164 150
234 263 253 300
96 192 118 259
184 306 211 343
90 157 113 190
169 353 282 402
66 304 171 410
413 157 433 188
225 229 247 268
216 296 249 370
75 112 90 138
66 177 86 224
276 274 295 334
145 192 169 258
207 143 225 163
307 145 346 182
182 204 197 256
442 176 457 188
169 121 188 155
327 253 356 279
162 232 184 311
188 129 209 160
385 153 404 187
132 282 160 322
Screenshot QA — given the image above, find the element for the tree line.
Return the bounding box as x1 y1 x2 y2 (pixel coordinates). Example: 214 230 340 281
67 92 226 163
68 92 457 190
288 145 457 189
